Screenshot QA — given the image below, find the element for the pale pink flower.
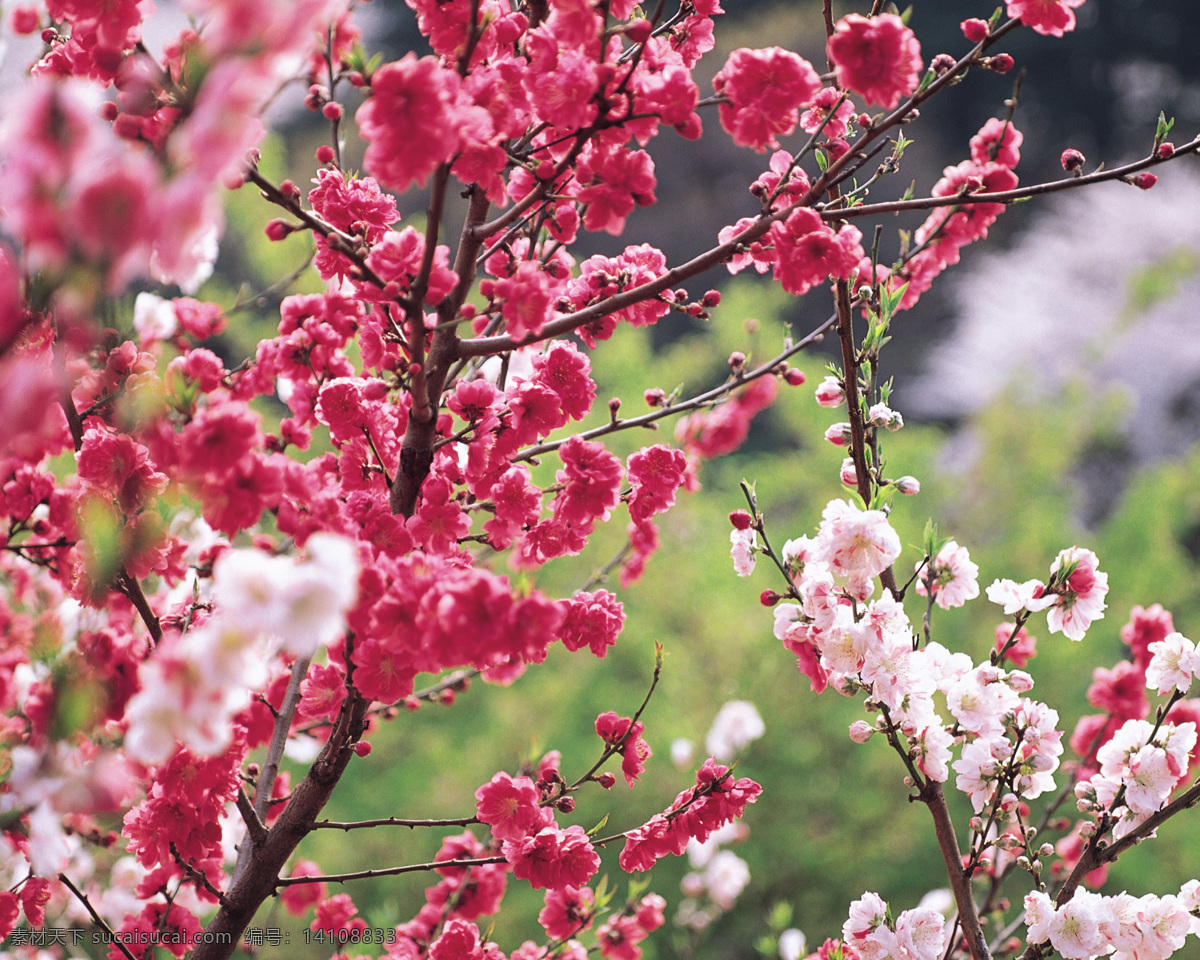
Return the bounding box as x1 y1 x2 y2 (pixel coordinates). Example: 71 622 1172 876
915 540 979 610
844 892 889 941
895 907 946 960
1046 547 1108 641
1024 890 1055 944
815 498 902 592
731 527 758 577
815 376 845 407
985 578 1055 615
1046 891 1105 960
848 720 876 744
1146 632 1200 696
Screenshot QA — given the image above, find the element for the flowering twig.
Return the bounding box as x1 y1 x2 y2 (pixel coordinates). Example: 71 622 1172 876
311 815 481 831
59 872 139 960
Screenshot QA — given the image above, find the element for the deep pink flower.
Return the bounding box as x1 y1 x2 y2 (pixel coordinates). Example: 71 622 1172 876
1006 0 1086 37
714 47 822 151
970 118 1023 169
769 207 864 296
502 825 600 890
357 53 466 192
475 771 553 842
559 590 625 658
828 14 922 110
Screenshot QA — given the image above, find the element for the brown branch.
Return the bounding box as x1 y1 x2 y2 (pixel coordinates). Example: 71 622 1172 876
824 135 1200 223
511 314 834 461
59 872 139 960
274 855 503 888
310 815 480 831
192 690 370 960
171 842 232 909
919 781 991 960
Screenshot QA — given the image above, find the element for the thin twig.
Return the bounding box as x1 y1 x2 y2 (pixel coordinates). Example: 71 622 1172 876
59 873 139 960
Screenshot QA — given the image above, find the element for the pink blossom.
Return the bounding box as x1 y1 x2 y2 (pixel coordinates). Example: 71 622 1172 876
769 207 864 296
357 53 466 192
828 14 922 110
502 824 601 890
731 527 757 576
915 540 979 609
1146 632 1200 696
1046 546 1108 641
475 771 553 842
969 118 1023 169
815 498 902 593
713 47 822 151
1006 0 1086 37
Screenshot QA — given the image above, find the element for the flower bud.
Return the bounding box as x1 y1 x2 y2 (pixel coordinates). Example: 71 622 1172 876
265 219 296 242
960 18 989 43
354 740 372 757
1039 843 1054 858
930 53 957 75
322 101 343 121
598 772 616 789
986 53 1015 74
701 289 721 308
894 475 921 496
608 396 621 419
625 18 653 43
316 144 336 164
728 351 746 371
1060 148 1086 174
556 796 575 813
760 590 781 607
840 458 857 488
848 720 875 743
729 509 753 530
824 423 853 447
782 367 806 386
644 388 665 407
815 376 845 408
1132 172 1158 190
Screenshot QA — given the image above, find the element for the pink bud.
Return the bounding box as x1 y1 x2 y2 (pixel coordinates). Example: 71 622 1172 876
782 367 806 386
961 18 989 43
625 18 652 44
729 510 753 530
1156 142 1175 159
848 721 875 744
894 475 920 496
840 458 857 488
701 290 721 308
1060 148 1086 173
825 138 850 161
1132 172 1158 190
315 144 336 164
354 741 372 757
760 590 781 607
644 388 665 407
608 396 621 417
265 219 294 242
728 351 746 370
815 376 845 408
930 53 957 75
824 423 852 447
322 101 343 121
598 772 616 789
986 53 1014 74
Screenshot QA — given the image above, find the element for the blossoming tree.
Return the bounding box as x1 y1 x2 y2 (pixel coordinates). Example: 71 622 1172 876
0 0 1198 959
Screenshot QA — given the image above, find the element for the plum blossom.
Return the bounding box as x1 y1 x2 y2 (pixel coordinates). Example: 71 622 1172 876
1146 632 1200 696
1006 0 1087 37
827 14 922 110
714 47 822 151
731 526 758 576
1046 547 1109 641
815 498 902 596
915 540 979 610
